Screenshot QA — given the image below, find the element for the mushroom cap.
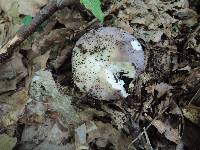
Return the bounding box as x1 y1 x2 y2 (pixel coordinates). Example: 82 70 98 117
72 27 145 100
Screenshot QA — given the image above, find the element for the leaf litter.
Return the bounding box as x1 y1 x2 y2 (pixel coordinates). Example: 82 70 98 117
0 0 199 150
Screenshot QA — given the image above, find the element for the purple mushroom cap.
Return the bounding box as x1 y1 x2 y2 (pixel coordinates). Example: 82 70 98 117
72 27 145 100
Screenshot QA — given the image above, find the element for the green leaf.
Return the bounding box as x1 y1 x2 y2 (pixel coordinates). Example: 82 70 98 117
21 15 32 26
80 0 104 23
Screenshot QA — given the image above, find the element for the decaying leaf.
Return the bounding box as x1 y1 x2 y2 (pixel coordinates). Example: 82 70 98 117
174 8 198 27
0 0 19 17
146 82 173 98
152 119 180 144
196 44 200 53
0 53 27 93
20 99 47 124
0 89 28 127
0 134 17 150
115 0 193 42
103 105 127 129
154 83 173 98
87 121 131 150
186 68 200 87
18 0 49 16
183 104 200 125
56 7 87 31
29 70 79 126
19 119 74 150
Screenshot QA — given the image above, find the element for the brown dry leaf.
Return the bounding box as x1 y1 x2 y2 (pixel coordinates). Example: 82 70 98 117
154 83 173 98
196 44 200 53
79 108 107 122
0 0 49 17
20 99 47 124
19 119 74 150
0 0 19 17
183 104 200 125
32 50 50 71
18 0 49 16
174 8 198 27
87 121 131 150
186 68 200 87
186 33 198 50
133 27 164 42
146 82 173 98
152 120 180 144
115 20 134 33
115 0 192 42
56 7 87 31
103 105 127 129
0 89 28 127
0 15 20 47
0 53 27 93
50 42 74 70
32 28 71 54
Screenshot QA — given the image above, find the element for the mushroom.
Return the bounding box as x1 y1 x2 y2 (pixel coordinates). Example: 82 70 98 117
72 27 145 100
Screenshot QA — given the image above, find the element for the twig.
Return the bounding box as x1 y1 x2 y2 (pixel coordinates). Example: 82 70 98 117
127 107 168 149
0 0 78 63
189 88 200 104
143 127 154 150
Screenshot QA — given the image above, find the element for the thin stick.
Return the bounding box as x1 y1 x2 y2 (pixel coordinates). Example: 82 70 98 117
189 88 200 104
143 127 154 150
127 107 168 149
0 0 78 63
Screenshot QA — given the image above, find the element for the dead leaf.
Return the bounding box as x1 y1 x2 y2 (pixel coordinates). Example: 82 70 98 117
32 50 50 70
133 27 164 42
196 44 200 53
18 0 49 16
174 8 198 27
19 119 74 150
152 120 180 144
87 121 131 150
115 0 191 42
29 70 80 126
183 104 200 125
0 15 20 47
0 89 28 127
56 7 87 31
0 0 19 17
146 82 173 98
20 99 46 124
186 68 200 87
154 83 173 98
0 53 27 93
0 134 17 150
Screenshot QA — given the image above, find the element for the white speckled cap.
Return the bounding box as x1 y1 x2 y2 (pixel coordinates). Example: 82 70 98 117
72 27 145 100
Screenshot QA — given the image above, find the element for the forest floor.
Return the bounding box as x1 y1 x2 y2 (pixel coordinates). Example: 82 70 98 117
0 0 199 150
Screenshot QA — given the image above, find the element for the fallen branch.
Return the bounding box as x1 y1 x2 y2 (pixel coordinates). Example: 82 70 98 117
0 0 78 63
